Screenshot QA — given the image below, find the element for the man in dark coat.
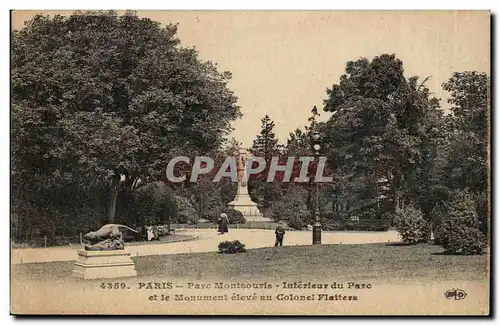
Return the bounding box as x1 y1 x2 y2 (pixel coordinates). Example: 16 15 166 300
275 222 286 247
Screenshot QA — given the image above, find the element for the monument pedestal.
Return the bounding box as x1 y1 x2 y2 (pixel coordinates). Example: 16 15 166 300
72 249 137 279
228 185 271 222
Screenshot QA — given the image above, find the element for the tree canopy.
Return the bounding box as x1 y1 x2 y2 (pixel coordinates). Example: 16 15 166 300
323 54 444 217
11 11 241 238
250 115 280 158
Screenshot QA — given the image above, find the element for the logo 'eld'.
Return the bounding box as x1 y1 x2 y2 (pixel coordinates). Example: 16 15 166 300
444 289 467 300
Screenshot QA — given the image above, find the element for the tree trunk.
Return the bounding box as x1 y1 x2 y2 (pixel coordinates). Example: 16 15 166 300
388 174 401 227
390 172 403 214
107 173 120 224
395 190 401 213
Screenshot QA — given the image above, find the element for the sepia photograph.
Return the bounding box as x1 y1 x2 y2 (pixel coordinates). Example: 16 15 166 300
10 9 490 315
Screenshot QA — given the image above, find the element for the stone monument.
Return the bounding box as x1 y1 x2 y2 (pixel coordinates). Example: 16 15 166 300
227 147 271 222
72 224 138 279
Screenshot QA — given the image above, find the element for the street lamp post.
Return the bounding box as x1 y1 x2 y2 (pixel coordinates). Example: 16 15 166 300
311 125 322 245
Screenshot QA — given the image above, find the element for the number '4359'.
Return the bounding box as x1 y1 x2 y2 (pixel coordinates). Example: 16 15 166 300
100 282 128 289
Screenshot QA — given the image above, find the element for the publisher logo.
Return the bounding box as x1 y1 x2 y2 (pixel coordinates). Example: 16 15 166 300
444 289 467 300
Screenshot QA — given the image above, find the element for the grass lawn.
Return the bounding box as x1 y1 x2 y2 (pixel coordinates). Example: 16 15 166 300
12 243 488 284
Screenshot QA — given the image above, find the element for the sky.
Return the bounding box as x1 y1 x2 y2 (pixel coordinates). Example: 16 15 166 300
12 10 490 148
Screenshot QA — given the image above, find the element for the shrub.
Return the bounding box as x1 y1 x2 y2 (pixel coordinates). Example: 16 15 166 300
204 205 224 223
224 209 246 224
430 201 447 245
394 204 430 244
287 210 309 230
440 192 485 255
473 191 488 235
174 196 198 224
321 212 343 231
218 240 246 254
207 207 247 224
272 202 309 230
270 185 310 229
136 182 177 226
270 200 286 222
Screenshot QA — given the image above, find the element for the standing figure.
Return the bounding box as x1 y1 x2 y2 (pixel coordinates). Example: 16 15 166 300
219 213 229 234
275 222 286 247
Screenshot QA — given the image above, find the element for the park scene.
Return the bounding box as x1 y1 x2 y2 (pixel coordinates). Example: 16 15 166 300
10 11 489 315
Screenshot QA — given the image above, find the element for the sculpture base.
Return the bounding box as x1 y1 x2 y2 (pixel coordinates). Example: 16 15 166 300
72 249 137 280
228 194 272 222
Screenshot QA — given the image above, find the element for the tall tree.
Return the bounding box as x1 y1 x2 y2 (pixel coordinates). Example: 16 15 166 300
439 71 489 233
323 54 443 218
247 115 282 211
441 72 489 192
251 115 280 158
11 11 241 232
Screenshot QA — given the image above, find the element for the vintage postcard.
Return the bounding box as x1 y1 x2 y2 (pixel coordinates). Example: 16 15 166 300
10 10 490 315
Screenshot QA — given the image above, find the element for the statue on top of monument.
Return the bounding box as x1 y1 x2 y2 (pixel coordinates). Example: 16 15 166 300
236 147 248 187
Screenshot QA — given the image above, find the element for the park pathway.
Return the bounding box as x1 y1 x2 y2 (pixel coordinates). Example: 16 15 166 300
11 229 401 264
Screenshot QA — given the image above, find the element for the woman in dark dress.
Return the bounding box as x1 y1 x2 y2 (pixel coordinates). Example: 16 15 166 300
220 213 229 234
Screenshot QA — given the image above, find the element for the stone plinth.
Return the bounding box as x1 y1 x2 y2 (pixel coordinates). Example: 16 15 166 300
228 185 271 222
72 249 137 279
229 146 272 222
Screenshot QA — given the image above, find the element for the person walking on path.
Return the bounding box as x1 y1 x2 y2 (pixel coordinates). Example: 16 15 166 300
218 213 229 234
275 222 286 246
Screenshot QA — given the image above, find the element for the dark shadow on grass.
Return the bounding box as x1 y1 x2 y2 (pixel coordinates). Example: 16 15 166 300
431 251 487 256
386 241 447 247
431 251 458 256
385 242 413 246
